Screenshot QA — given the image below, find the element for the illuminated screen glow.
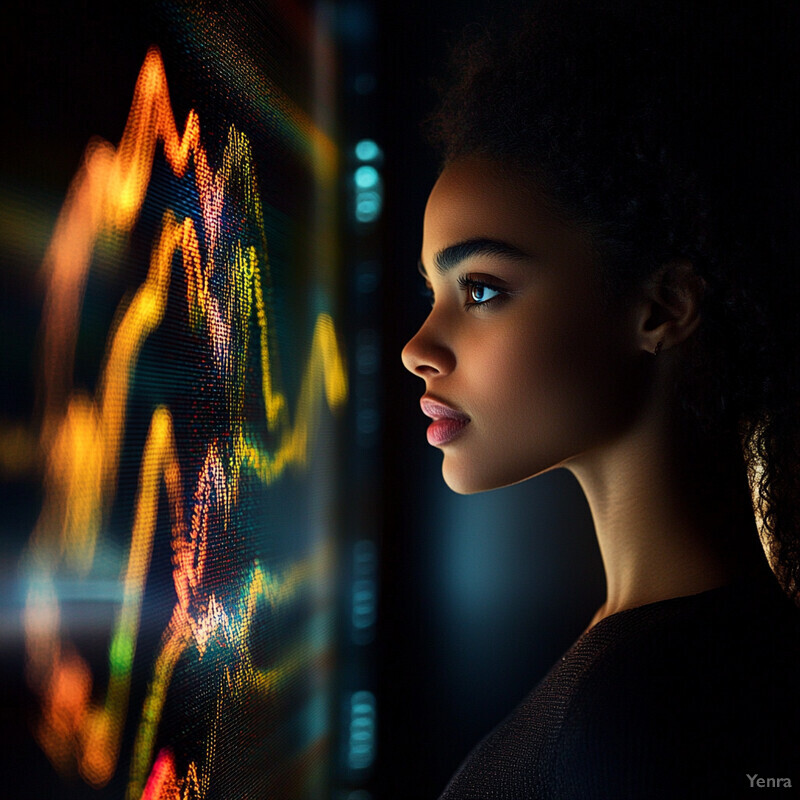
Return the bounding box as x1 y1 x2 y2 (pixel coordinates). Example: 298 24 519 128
1 1 348 797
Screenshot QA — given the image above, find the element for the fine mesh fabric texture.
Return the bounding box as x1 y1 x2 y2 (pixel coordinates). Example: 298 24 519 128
439 570 800 799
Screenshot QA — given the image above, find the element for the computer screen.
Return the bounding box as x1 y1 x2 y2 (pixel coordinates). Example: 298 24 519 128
0 1 362 797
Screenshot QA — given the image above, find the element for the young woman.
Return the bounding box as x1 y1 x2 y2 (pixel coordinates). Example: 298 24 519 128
401 1 800 797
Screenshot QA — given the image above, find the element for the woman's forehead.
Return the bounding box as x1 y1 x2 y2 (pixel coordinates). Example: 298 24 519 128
421 156 595 270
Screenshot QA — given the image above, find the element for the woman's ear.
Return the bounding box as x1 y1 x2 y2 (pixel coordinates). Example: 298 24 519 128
636 260 705 355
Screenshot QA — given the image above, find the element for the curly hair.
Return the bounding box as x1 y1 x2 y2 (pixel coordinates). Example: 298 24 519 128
425 0 800 603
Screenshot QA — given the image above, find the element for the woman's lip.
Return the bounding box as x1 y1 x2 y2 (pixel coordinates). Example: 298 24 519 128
426 417 469 446
420 396 470 422
420 396 470 446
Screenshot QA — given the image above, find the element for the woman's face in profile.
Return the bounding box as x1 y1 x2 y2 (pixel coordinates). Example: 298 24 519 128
402 156 645 493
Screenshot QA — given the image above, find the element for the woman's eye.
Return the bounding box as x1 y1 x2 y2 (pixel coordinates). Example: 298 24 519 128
458 276 504 307
467 283 501 304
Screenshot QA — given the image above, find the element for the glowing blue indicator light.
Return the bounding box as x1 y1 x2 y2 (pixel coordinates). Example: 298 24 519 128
352 144 383 223
355 192 381 223
355 139 381 162
348 690 376 770
355 165 379 189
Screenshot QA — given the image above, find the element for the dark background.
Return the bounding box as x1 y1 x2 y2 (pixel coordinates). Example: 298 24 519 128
370 2 603 797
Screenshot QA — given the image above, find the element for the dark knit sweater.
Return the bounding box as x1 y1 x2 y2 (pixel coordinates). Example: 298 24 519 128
439 572 800 799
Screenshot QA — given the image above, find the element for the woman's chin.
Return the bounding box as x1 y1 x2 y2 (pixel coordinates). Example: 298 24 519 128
441 453 557 494
441 457 512 495
441 457 484 495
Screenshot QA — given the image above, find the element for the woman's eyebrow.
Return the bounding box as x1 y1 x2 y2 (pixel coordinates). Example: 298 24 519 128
420 237 531 276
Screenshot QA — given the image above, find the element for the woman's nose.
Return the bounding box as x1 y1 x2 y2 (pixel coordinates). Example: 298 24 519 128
401 315 455 378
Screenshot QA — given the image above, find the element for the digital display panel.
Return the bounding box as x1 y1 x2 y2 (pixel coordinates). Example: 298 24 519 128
0 1 349 797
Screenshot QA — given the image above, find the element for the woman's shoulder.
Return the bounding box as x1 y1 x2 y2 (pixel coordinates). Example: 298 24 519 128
581 569 800 687
548 572 800 798
439 572 800 800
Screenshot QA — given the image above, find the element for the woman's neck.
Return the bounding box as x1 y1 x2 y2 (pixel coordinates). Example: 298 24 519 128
567 406 773 629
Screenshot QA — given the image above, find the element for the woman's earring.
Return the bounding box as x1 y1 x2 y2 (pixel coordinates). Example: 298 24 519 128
653 339 664 356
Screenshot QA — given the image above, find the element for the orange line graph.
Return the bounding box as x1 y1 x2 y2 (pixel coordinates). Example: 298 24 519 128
20 45 346 798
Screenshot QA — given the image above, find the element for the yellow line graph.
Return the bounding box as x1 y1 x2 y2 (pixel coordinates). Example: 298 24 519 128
20 45 346 798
